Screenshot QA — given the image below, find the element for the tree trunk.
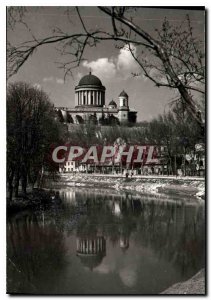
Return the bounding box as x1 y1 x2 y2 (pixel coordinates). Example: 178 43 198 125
14 168 20 197
21 170 27 195
7 168 15 203
8 182 13 203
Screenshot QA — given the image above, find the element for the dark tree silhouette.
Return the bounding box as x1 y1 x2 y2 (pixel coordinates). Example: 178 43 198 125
7 82 64 200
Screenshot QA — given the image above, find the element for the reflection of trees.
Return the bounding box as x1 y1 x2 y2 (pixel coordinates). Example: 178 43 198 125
134 201 205 277
72 190 205 276
75 191 137 247
7 212 67 294
7 189 205 292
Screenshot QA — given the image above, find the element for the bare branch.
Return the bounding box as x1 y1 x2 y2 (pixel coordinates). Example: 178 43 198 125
7 7 205 127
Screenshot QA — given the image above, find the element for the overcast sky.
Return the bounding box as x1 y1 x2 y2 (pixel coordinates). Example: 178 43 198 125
7 7 205 121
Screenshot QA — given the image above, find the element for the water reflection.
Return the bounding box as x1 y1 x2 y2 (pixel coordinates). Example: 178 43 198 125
76 236 106 271
7 212 67 294
7 188 205 294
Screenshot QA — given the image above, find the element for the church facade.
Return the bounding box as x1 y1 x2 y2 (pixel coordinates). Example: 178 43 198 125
55 72 137 125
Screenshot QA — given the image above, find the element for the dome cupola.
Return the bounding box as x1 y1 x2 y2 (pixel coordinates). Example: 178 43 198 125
75 72 106 107
108 99 117 109
78 72 103 87
119 90 128 98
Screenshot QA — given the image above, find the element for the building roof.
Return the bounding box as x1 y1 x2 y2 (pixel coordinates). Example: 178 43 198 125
119 90 128 98
108 100 117 107
78 72 102 87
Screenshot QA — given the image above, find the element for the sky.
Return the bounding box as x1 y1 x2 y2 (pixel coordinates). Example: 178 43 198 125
7 7 205 121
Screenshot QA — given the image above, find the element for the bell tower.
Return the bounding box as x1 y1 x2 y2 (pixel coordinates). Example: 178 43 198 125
118 90 129 123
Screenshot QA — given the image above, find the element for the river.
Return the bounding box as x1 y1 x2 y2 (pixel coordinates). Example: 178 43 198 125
7 187 205 294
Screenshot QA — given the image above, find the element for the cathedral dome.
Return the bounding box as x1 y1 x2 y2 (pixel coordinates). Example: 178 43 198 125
78 72 102 87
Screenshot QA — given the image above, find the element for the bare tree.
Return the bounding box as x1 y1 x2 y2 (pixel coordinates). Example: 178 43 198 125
7 7 205 126
7 82 64 200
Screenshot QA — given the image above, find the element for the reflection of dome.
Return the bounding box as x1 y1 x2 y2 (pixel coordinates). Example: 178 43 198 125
77 253 105 270
76 236 106 270
119 90 128 98
108 100 117 108
78 72 102 87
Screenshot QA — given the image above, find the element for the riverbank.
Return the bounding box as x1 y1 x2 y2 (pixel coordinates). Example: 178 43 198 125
161 269 205 295
7 173 205 213
7 188 61 214
50 173 205 200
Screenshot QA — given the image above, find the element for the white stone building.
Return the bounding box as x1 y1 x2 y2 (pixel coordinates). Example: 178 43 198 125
55 72 137 125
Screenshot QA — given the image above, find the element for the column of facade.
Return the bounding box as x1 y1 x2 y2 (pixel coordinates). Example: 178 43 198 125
85 91 87 105
95 91 99 103
96 91 99 106
94 91 96 106
91 91 93 105
94 91 97 106
88 91 92 105
83 91 85 105
99 91 101 106
97 91 100 105
80 91 82 105
82 91 84 105
88 91 91 105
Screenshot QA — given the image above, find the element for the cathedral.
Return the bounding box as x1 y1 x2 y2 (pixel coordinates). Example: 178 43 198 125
55 72 137 125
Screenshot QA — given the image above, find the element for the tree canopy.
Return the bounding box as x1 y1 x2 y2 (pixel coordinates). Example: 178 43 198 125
7 82 65 200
